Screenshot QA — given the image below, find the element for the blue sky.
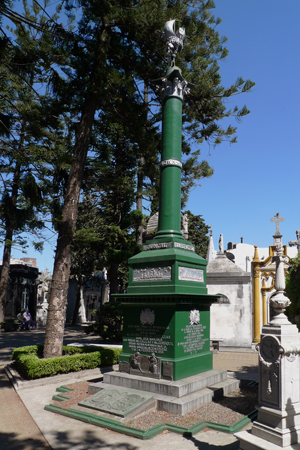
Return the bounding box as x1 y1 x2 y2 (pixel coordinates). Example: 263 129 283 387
187 0 300 252
9 1 300 271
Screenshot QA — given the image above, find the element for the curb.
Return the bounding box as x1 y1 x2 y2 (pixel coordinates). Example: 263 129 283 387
45 397 257 440
44 403 256 440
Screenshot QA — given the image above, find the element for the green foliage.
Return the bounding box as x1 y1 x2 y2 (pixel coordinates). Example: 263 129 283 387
285 256 300 323
0 0 254 335
183 210 209 258
92 302 123 342
11 344 122 380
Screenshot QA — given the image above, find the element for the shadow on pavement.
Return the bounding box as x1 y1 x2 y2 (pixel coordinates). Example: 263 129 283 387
0 432 51 450
0 430 140 450
49 430 139 450
185 435 239 449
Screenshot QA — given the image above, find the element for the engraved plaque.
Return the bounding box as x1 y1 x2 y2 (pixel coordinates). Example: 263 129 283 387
162 361 173 380
133 266 171 282
119 361 130 373
160 159 182 168
143 242 172 251
129 352 161 379
174 242 194 252
79 388 153 417
178 266 204 282
177 323 209 355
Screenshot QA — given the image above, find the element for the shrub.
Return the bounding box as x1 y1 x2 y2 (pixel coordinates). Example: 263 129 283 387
92 302 123 342
11 345 122 380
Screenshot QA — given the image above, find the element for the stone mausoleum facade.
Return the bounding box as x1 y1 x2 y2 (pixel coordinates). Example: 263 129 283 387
206 227 298 348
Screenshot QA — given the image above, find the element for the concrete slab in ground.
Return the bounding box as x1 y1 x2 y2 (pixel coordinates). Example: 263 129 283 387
18 377 245 450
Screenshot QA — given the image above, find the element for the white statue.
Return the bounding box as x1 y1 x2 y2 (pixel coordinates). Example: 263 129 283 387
218 234 224 253
182 214 188 234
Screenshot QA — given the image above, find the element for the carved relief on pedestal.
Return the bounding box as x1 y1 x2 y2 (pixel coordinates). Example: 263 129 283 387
257 335 283 407
129 352 161 379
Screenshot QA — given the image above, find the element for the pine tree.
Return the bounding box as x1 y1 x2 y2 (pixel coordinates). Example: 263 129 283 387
1 0 254 356
0 2 62 321
183 210 210 258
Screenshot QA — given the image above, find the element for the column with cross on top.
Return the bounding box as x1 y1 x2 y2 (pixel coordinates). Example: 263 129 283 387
270 212 285 247
288 230 300 255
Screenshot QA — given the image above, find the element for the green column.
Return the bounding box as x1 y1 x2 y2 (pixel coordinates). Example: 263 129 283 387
155 94 183 240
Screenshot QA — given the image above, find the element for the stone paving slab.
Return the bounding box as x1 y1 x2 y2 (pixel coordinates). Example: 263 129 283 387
0 327 258 449
0 368 51 450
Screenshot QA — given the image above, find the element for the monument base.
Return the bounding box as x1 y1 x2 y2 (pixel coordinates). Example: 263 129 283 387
235 429 300 450
236 320 300 449
87 369 239 416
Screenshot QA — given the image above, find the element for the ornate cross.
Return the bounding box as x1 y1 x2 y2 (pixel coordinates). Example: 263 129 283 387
288 230 300 254
270 213 285 235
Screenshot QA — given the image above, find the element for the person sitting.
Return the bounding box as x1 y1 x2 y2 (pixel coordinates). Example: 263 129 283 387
17 311 26 330
23 309 35 330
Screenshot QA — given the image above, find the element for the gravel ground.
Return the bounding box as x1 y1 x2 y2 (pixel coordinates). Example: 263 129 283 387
51 381 258 430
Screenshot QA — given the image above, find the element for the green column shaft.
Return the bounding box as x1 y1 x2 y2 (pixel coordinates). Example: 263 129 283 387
155 96 183 240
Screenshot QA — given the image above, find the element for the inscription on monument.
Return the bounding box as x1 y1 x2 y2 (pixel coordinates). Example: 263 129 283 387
133 266 172 282
123 325 174 355
143 242 172 251
160 158 182 168
174 242 194 252
177 323 208 354
178 266 204 282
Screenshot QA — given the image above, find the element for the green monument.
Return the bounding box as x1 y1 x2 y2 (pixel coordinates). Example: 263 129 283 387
117 20 218 382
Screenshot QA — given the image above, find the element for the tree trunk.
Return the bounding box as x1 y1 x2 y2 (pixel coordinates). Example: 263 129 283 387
0 162 21 322
136 84 148 245
43 95 97 358
136 155 145 245
0 229 13 322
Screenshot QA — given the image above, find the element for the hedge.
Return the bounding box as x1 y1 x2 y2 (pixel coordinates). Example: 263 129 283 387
11 345 122 380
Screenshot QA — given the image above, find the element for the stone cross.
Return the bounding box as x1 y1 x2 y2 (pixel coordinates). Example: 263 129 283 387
288 230 300 254
270 212 285 235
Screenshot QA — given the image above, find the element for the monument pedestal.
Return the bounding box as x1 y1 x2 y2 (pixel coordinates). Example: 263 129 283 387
116 241 218 381
236 321 300 449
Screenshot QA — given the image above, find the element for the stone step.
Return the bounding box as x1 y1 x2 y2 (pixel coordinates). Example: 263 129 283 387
208 378 240 400
156 387 215 415
88 371 240 416
103 369 227 398
87 381 216 416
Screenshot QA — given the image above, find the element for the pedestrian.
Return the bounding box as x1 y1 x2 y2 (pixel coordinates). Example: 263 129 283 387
17 311 26 330
23 309 35 330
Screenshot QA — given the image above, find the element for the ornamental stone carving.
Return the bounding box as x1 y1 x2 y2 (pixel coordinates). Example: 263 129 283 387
160 159 182 168
158 77 190 101
189 309 200 325
140 308 155 326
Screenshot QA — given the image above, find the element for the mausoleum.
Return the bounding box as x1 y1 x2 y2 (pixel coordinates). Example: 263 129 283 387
206 215 298 348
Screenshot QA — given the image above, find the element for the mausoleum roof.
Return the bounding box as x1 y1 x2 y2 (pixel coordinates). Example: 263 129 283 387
207 253 249 276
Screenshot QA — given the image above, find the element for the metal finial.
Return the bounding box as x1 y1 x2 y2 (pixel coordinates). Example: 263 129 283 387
163 19 185 64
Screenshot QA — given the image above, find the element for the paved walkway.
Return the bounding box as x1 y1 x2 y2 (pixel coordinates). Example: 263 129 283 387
0 327 258 450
